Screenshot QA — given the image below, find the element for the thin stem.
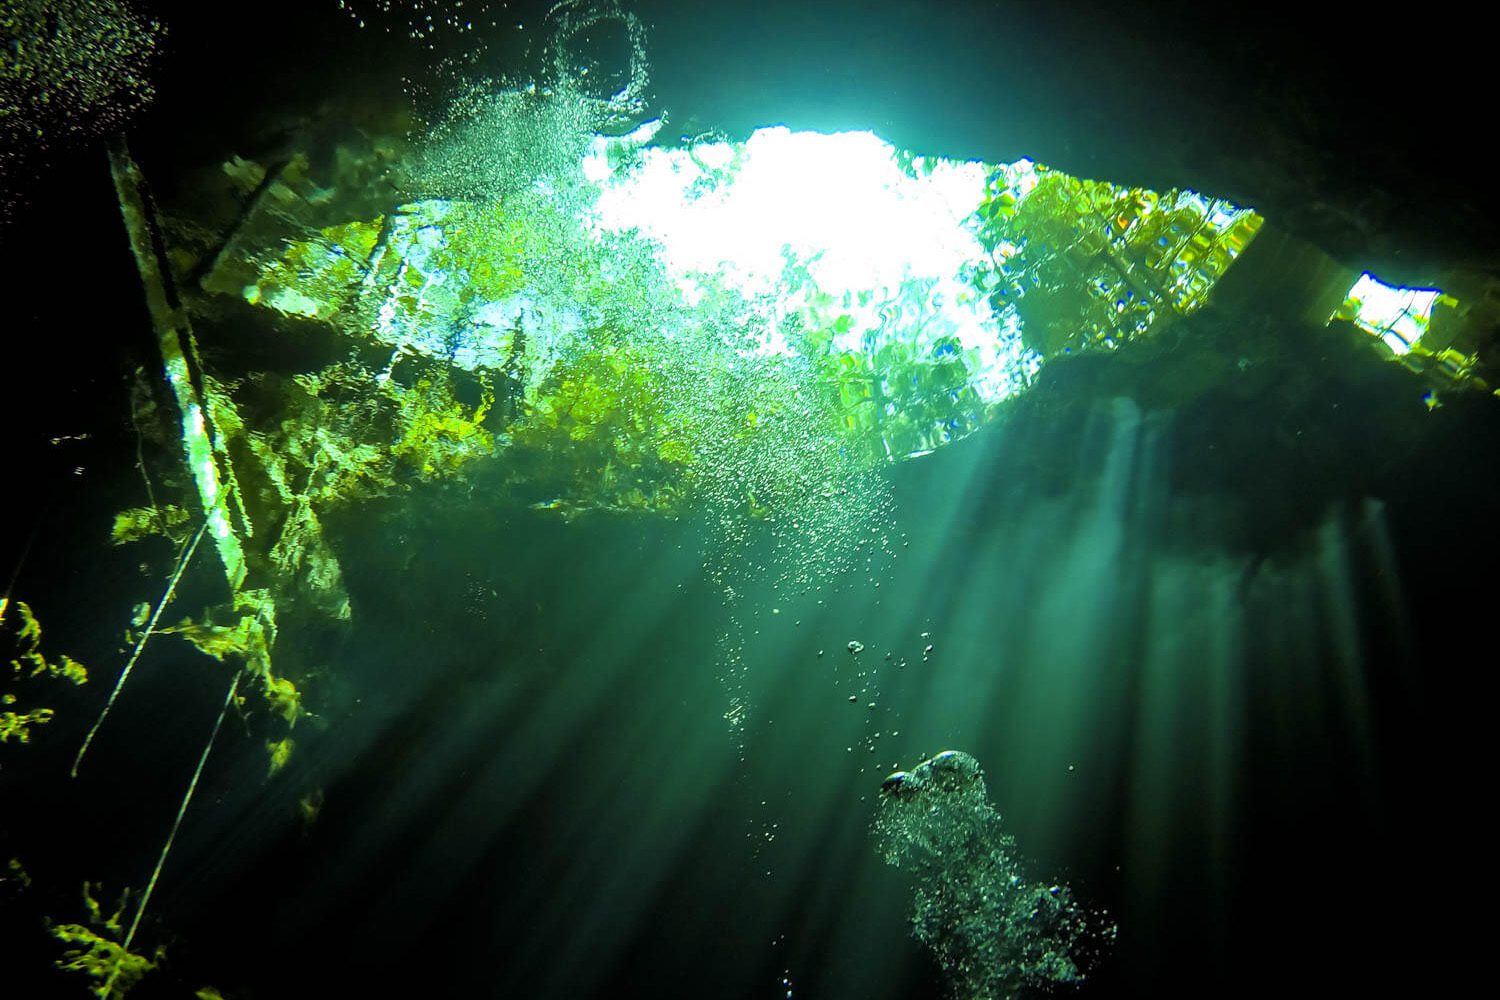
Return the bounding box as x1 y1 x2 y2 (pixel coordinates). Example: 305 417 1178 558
129 400 172 543
71 519 207 777
105 668 240 997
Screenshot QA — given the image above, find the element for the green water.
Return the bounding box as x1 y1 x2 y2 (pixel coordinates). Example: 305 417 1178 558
2 3 1494 999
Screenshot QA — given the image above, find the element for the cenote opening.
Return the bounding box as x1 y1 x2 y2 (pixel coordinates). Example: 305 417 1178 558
2 2 1495 999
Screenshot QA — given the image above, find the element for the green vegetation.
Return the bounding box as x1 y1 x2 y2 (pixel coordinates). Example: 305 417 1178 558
265 736 294 777
3 856 32 889
109 505 190 545
391 375 496 478
48 883 163 1000
966 164 1262 358
0 697 54 743
215 123 1268 517
156 590 303 771
508 339 694 514
245 216 385 321
3 601 88 744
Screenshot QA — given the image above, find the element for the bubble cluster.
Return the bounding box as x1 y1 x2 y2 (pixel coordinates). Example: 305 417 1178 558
831 631 930 762
0 0 163 216
666 341 896 734
339 1 648 131
346 6 896 735
543 0 649 116
338 0 520 111
338 0 506 42
407 83 602 201
664 315 897 737
874 750 1113 999
396 3 650 205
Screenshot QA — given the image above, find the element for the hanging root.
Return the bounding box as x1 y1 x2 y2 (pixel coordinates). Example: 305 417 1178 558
72 520 207 777
102 668 240 998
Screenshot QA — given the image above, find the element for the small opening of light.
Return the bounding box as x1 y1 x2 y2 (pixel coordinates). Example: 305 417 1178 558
1334 272 1443 357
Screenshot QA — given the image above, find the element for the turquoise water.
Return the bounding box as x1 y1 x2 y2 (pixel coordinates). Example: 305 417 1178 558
2 3 1494 999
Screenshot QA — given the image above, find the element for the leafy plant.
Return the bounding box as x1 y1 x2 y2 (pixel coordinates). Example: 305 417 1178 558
967 165 1261 358
48 883 164 1000
507 338 694 514
2 601 88 743
109 504 190 545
